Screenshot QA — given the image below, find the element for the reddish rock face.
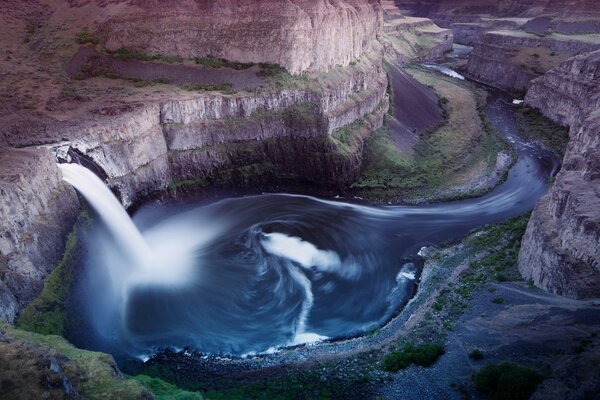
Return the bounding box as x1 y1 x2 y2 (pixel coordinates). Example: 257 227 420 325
96 0 383 74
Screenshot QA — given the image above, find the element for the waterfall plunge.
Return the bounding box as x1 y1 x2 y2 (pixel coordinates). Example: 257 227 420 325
59 163 152 265
58 163 212 290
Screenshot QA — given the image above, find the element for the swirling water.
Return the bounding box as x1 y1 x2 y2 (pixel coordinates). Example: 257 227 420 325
64 91 559 361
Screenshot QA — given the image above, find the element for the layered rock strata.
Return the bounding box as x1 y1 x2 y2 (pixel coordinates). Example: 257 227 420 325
98 0 383 75
382 14 453 62
0 149 79 322
518 50 600 298
467 30 600 92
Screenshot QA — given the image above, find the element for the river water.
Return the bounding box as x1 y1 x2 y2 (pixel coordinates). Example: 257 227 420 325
67 73 559 361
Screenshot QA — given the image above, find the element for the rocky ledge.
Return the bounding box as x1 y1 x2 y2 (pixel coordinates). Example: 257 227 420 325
467 30 600 92
519 50 600 298
98 0 383 75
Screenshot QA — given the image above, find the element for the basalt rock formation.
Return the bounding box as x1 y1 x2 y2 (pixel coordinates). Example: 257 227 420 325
395 0 600 92
0 149 79 322
0 0 389 322
99 0 383 75
467 31 600 92
518 50 600 298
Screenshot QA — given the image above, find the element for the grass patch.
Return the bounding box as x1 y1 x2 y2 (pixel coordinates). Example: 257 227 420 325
75 28 99 45
109 48 184 64
382 343 445 372
472 362 543 400
411 213 530 342
194 55 253 70
16 231 78 336
353 66 508 202
132 375 204 400
492 296 505 304
179 83 236 95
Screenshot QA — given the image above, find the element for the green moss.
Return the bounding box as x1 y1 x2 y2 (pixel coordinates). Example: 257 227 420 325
1 322 148 399
16 231 78 336
472 363 543 400
109 48 183 64
132 375 204 400
382 343 445 372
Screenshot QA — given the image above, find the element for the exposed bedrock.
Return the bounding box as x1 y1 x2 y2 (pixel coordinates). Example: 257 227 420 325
53 45 388 206
98 0 383 75
518 50 600 298
394 0 600 46
466 31 600 92
0 149 79 322
382 15 453 62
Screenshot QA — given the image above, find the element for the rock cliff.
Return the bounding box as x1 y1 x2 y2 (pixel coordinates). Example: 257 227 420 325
518 50 600 298
467 30 600 92
0 149 79 322
98 0 383 75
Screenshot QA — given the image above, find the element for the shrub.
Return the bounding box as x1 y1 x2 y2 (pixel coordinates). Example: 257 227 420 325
194 55 253 70
492 296 504 304
472 363 543 400
180 83 235 94
382 343 445 372
76 28 99 45
469 349 485 361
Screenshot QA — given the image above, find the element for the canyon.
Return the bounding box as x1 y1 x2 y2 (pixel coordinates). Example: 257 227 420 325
0 0 599 399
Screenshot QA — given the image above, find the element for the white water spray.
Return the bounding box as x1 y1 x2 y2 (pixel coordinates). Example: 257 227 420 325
58 163 152 265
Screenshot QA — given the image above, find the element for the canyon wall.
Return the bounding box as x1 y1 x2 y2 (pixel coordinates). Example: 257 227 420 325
467 31 600 92
0 1 389 322
98 0 383 75
0 149 79 322
518 50 600 298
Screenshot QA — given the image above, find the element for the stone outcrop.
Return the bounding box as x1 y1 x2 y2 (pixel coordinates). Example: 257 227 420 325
98 0 383 75
467 31 600 92
0 149 79 322
42 44 387 207
394 0 600 45
518 50 600 298
382 14 453 62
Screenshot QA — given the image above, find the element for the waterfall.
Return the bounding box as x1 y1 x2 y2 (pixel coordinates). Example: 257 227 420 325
58 163 152 265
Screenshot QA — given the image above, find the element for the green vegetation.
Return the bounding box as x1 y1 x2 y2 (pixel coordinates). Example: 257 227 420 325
514 106 570 157
75 27 99 45
1 323 148 399
472 363 543 400
382 343 445 372
469 349 485 361
353 67 508 202
412 214 530 342
194 55 253 70
180 83 236 95
16 232 78 336
132 375 204 400
492 296 505 304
